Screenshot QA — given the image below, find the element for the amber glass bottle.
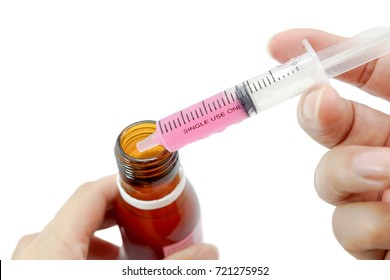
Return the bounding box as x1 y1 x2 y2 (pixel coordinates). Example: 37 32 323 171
114 120 202 260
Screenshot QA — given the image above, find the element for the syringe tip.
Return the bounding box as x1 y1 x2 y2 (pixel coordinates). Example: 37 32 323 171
136 132 161 152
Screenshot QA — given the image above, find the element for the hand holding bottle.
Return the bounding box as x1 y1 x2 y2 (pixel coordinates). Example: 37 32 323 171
268 28 390 259
12 175 218 260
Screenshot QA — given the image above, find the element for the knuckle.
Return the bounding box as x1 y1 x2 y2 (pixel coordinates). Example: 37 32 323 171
77 180 95 193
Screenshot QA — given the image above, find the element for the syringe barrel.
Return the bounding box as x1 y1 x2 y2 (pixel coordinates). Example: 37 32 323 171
138 27 390 153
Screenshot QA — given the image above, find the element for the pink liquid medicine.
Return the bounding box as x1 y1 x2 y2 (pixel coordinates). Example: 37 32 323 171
153 91 248 151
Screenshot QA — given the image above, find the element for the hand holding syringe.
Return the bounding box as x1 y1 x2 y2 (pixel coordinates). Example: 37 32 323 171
137 27 390 152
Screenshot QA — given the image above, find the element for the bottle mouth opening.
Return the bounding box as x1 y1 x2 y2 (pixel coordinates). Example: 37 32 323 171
115 120 179 182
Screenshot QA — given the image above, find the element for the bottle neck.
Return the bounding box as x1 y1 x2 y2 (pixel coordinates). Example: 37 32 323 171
115 121 181 202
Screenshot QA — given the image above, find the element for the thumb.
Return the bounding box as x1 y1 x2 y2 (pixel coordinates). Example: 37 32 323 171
163 244 219 260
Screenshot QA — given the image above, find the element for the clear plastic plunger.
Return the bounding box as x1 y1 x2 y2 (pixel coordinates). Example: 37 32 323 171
137 27 390 152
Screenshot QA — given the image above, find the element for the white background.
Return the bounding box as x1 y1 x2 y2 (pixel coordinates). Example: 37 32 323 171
1 0 390 277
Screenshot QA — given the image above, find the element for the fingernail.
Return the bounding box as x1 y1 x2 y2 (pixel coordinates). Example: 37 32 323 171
353 149 390 185
301 87 325 125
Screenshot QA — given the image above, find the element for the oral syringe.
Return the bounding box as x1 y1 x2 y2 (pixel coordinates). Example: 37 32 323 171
137 27 390 152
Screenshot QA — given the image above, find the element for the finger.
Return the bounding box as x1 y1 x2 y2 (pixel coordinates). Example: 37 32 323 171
42 175 119 258
315 146 390 205
163 244 219 260
87 235 120 260
332 202 390 259
267 28 390 100
297 85 390 148
268 29 338 62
